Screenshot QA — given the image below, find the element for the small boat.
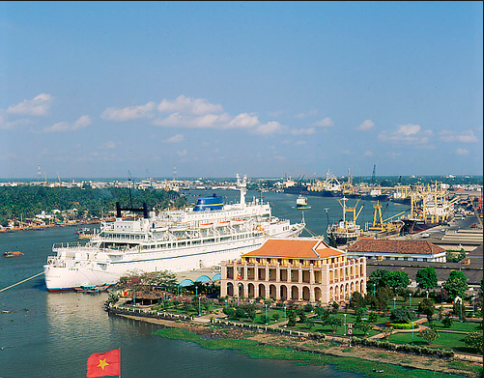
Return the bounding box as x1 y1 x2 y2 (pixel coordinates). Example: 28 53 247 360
296 195 310 209
74 227 98 240
2 251 24 258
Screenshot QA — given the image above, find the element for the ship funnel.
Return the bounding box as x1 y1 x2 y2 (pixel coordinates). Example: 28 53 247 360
116 202 122 218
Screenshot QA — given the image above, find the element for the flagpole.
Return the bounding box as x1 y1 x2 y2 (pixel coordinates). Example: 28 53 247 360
119 347 121 378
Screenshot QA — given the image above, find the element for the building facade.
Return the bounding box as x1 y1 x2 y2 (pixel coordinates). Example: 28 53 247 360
220 238 366 305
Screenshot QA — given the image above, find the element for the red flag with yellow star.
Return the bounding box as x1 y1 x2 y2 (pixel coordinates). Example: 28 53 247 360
86 349 121 377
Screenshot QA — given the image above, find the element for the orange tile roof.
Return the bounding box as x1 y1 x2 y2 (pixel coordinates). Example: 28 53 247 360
243 238 345 259
347 239 446 255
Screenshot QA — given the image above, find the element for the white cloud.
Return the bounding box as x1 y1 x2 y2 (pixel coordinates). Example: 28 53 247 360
439 130 479 143
456 148 469 155
158 95 223 115
313 117 334 128
101 102 156 121
177 149 187 157
397 124 421 136
227 113 259 128
43 115 91 132
364 150 373 157
104 95 286 135
253 121 284 135
356 120 375 131
154 112 232 128
1 118 35 130
7 94 53 116
165 134 185 143
378 124 432 145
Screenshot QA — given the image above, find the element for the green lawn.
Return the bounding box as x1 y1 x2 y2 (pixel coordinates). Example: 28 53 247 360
386 331 475 354
433 320 481 333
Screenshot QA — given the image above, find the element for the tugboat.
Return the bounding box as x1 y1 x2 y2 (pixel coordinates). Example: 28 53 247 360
327 197 363 246
3 251 24 258
296 195 310 209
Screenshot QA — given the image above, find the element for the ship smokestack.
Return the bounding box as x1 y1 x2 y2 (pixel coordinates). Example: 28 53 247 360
116 202 122 218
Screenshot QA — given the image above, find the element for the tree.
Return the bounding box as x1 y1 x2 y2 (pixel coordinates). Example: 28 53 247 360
298 309 307 323
416 267 438 291
331 301 339 314
418 328 440 345
442 313 454 329
325 315 343 333
368 311 379 324
317 308 331 322
287 310 297 327
356 320 373 336
355 307 369 323
388 271 410 294
464 332 483 354
369 269 392 289
418 298 436 323
443 271 469 300
351 291 367 309
390 308 412 323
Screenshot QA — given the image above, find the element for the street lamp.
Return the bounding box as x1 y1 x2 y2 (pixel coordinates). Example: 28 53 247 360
344 313 347 336
265 304 268 325
393 297 396 310
409 293 412 308
198 294 201 316
473 295 475 317
373 283 376 297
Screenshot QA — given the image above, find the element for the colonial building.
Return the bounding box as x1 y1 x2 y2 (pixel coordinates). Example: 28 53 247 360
220 238 366 305
346 238 447 263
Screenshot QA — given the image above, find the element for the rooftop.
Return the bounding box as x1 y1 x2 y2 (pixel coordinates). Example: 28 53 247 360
347 238 446 255
242 238 346 259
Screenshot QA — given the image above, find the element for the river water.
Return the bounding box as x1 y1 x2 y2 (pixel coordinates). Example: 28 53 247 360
0 191 408 377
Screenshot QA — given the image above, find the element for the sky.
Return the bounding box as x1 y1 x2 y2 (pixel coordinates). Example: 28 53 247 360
0 1 482 180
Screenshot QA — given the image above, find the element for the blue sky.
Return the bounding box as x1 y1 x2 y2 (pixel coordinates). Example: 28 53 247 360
0 1 482 180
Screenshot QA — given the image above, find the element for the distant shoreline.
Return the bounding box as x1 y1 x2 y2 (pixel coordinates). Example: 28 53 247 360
0 219 105 234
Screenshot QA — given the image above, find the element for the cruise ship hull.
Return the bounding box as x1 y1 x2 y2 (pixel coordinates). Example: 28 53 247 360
44 227 303 291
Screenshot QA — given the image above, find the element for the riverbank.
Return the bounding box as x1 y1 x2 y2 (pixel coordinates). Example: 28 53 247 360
111 312 482 378
0 219 105 233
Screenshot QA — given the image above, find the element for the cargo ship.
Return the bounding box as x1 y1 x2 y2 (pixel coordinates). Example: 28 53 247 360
327 197 363 246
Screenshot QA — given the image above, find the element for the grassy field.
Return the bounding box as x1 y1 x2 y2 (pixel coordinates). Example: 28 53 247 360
152 327 471 378
433 320 481 333
386 331 475 354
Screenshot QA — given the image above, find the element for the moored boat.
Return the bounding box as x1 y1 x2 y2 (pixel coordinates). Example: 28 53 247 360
296 195 310 209
327 197 363 246
3 251 24 258
44 175 305 291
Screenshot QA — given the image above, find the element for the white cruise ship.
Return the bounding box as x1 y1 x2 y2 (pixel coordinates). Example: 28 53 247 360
44 175 305 291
